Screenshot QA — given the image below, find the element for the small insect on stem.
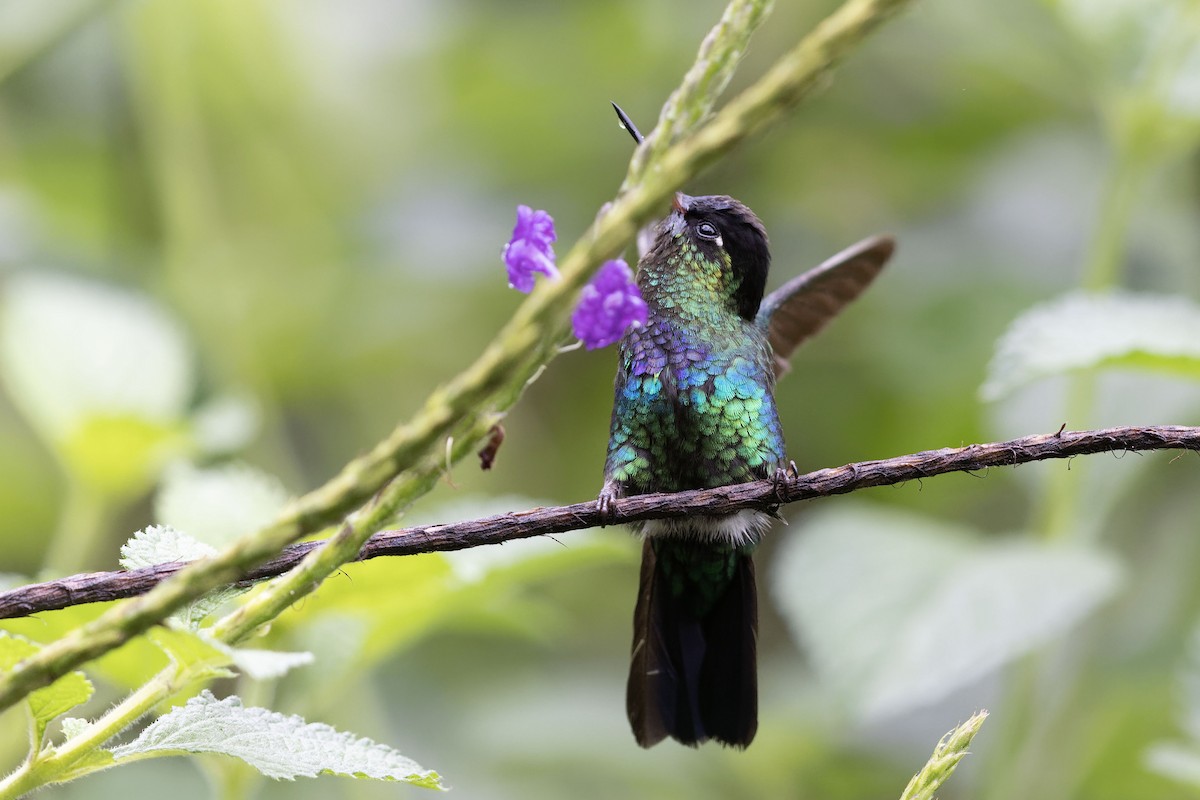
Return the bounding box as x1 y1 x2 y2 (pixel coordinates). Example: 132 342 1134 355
611 101 645 145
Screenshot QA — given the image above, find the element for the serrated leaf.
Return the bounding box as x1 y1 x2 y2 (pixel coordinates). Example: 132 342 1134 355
0 632 94 747
121 526 244 625
120 525 216 571
772 505 1123 719
981 292 1200 400
28 671 94 745
110 691 443 788
155 462 288 548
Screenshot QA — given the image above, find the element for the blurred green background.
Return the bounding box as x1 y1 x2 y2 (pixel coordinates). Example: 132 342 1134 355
2 0 1200 797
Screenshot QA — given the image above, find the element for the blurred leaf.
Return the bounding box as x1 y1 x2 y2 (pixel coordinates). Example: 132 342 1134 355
2 603 168 690
772 505 1123 719
154 462 288 548
58 414 189 498
148 626 312 682
981 292 1200 400
146 627 234 676
272 554 454 667
189 393 261 456
0 273 195 497
0 273 193 440
221 647 314 681
1052 0 1174 60
1145 743 1200 788
109 690 444 788
0 631 93 749
1146 621 1200 789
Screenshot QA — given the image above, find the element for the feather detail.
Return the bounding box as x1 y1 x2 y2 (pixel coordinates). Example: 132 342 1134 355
757 235 894 376
627 538 758 748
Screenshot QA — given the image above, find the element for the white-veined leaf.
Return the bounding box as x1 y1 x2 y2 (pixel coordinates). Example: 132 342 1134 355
110 691 443 788
982 292 1200 400
772 505 1122 719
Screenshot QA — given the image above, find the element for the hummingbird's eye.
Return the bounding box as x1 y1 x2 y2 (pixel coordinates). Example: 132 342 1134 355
696 221 721 242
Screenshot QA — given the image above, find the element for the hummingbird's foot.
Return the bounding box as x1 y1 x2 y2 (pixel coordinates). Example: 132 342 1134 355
596 480 621 526
771 461 798 502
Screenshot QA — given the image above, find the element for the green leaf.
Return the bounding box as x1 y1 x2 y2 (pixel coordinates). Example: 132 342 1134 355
0 632 93 748
148 626 312 681
771 505 1123 719
120 525 245 626
981 291 1200 400
109 691 443 788
2 603 169 689
58 414 189 499
154 462 288 548
146 627 234 675
0 274 194 495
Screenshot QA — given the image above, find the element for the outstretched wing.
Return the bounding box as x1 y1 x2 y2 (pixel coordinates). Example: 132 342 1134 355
756 235 895 376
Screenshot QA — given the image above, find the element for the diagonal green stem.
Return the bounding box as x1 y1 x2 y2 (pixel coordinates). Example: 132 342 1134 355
622 0 774 190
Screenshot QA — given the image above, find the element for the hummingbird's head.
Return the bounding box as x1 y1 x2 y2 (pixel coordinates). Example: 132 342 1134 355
664 192 771 321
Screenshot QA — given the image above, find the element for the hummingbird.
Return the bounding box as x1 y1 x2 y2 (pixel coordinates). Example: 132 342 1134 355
599 103 894 749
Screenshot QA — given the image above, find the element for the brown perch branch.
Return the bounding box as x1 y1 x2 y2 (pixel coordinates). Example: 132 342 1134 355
2 424 1197 620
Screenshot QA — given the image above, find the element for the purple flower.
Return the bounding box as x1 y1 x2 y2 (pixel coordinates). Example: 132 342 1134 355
572 259 648 350
503 205 558 293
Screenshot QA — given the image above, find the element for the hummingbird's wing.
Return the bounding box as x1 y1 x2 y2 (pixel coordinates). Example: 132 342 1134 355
756 235 895 377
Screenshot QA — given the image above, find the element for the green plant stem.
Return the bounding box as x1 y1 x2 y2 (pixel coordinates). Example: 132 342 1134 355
899 711 988 800
0 665 187 798
622 0 774 190
0 0 914 717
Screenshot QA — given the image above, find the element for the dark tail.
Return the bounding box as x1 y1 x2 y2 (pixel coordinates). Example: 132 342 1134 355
626 539 758 748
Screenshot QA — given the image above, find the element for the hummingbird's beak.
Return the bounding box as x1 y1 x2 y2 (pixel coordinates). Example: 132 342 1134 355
672 192 691 214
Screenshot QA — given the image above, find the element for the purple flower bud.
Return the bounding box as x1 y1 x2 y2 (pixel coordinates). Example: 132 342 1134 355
503 205 559 293
572 259 648 350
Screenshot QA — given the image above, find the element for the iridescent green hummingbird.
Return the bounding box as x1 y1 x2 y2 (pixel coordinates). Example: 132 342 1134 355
599 103 894 748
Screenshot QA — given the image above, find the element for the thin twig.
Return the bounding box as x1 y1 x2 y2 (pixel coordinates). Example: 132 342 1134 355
2 425 1196 620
